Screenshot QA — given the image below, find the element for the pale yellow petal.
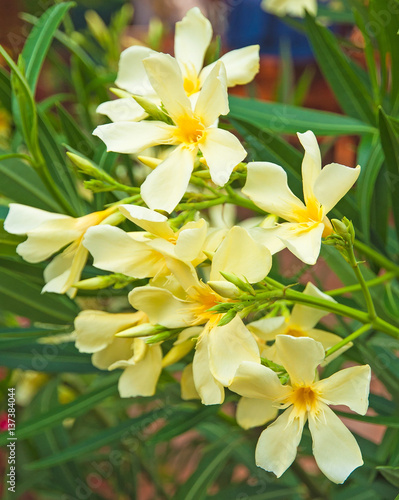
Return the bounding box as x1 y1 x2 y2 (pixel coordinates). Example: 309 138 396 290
115 45 157 95
118 345 162 397
193 331 225 405
199 128 246 186
297 130 321 206
175 219 208 262
194 62 229 128
74 310 142 353
243 162 305 221
313 164 361 215
119 204 174 240
96 98 147 122
4 203 72 235
262 0 317 17
289 282 337 330
255 407 304 477
143 53 192 123
92 338 133 370
208 316 260 386
247 316 287 341
237 397 278 430
200 45 260 87
274 335 325 385
229 361 290 400
128 286 195 328
309 404 363 483
277 222 325 265
93 121 174 154
140 145 196 213
210 226 271 283
181 363 201 400
84 225 165 278
316 365 371 415
175 7 212 77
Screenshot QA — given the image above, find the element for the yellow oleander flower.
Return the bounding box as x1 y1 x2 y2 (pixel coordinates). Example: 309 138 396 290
248 282 349 361
4 204 118 297
262 0 317 17
97 7 259 123
83 204 208 278
229 335 370 483
243 131 360 265
74 310 162 397
130 226 271 405
94 54 247 213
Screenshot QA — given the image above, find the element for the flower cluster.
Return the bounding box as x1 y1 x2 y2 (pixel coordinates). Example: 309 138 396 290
4 7 369 484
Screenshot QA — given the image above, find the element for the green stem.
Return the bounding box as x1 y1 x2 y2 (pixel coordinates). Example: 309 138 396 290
224 185 267 214
177 196 227 211
347 242 377 321
0 153 33 163
325 272 396 297
354 240 399 275
325 324 372 358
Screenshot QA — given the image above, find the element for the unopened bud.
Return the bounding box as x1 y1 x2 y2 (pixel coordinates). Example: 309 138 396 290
219 271 254 294
133 96 172 124
115 324 165 338
208 281 240 299
137 155 163 170
67 152 100 177
217 309 237 327
74 275 115 290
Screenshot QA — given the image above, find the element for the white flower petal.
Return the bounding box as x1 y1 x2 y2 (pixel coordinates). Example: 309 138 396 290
74 310 142 353
289 282 337 330
194 62 229 128
93 121 174 154
115 45 156 95
199 128 247 186
210 226 272 283
143 53 192 122
247 316 287 341
4 203 71 235
96 98 148 122
175 7 212 78
119 204 174 240
200 45 260 87
237 397 278 430
274 335 325 385
277 222 325 265
317 365 371 415
181 363 200 400
255 407 304 477
174 219 208 262
84 225 165 278
229 361 290 400
128 286 195 328
243 162 305 220
140 145 196 213
118 345 162 397
309 404 363 483
297 131 321 205
193 330 225 405
262 0 317 17
313 163 361 215
208 316 260 386
92 338 133 370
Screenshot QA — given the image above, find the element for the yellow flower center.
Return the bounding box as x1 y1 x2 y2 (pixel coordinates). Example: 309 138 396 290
182 64 201 96
285 327 305 337
288 384 321 416
174 115 205 146
188 284 224 326
290 196 333 237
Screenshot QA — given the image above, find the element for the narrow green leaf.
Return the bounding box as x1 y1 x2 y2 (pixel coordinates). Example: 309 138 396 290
229 95 375 136
305 13 376 124
22 2 75 93
0 220 23 256
0 266 78 323
0 375 118 445
376 466 399 488
0 67 12 112
379 108 399 241
24 407 166 470
356 134 384 243
57 104 94 154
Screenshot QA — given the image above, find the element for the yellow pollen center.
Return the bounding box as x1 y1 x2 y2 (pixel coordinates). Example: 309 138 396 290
289 385 320 415
183 76 201 96
188 285 224 326
285 327 305 338
175 115 205 145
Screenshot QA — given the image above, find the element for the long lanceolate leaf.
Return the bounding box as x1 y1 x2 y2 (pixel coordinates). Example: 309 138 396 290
229 96 375 136
22 2 75 93
305 13 376 125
